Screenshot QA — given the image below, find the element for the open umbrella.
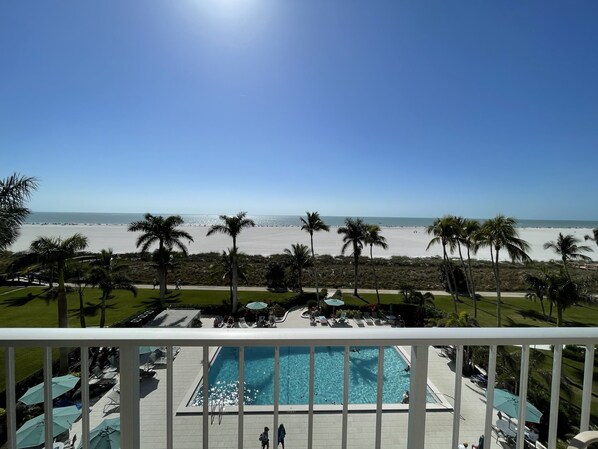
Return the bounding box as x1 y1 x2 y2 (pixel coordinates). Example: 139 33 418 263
490 388 543 423
77 417 120 449
324 298 344 315
246 302 268 325
17 405 81 448
19 375 80 405
139 346 161 367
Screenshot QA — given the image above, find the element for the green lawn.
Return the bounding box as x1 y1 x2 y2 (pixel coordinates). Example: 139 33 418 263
0 286 295 390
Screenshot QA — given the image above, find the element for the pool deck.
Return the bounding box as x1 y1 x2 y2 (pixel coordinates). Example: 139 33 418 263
70 308 505 449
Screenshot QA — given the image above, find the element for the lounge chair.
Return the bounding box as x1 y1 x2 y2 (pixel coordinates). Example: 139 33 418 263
363 312 374 325
318 316 329 326
338 312 347 325
372 312 382 325
91 366 118 384
239 317 249 328
102 387 120 414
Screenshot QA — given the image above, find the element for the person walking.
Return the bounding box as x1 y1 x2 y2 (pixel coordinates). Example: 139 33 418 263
259 426 270 449
278 424 286 449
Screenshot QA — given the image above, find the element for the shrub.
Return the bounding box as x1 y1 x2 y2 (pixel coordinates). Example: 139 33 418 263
270 303 285 317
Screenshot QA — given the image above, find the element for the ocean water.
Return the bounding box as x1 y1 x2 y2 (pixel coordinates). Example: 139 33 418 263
25 212 598 229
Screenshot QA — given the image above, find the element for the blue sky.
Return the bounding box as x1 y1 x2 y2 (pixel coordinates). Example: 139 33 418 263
2 1 597 220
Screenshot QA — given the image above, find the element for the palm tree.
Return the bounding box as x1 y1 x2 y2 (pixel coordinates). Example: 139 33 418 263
478 215 531 327
426 215 459 313
128 214 193 305
546 272 584 327
0 173 38 251
88 249 137 328
206 212 255 312
337 218 367 297
543 233 593 278
30 234 88 373
209 248 250 302
524 272 549 321
300 212 330 304
402 288 435 326
460 218 481 318
364 224 388 305
584 228 598 248
284 243 313 295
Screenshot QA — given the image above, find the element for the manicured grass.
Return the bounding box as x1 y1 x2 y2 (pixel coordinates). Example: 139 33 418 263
0 286 296 390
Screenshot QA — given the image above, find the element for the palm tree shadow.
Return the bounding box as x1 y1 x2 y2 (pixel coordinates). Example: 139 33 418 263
141 292 182 308
2 292 42 307
352 294 369 304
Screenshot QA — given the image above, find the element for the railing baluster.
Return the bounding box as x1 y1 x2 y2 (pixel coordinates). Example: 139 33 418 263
342 345 349 449
238 346 245 449
43 347 53 449
548 344 562 449
202 345 209 449
308 345 315 449
516 345 530 449
375 346 384 449
5 347 16 449
407 345 428 449
580 344 595 432
484 345 497 448
452 345 464 448
120 345 141 449
167 345 174 449
81 347 90 449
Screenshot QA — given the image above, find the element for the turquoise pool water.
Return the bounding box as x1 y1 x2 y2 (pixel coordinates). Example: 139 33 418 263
190 346 439 406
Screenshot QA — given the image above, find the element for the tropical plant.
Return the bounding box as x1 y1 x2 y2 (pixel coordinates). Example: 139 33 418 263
545 272 586 327
457 217 481 318
206 212 255 312
584 228 598 248
284 243 313 295
128 214 193 305
88 249 137 328
337 218 367 297
28 234 88 373
523 272 549 321
300 212 330 303
402 288 435 325
426 215 460 313
0 173 38 251
543 233 593 278
264 260 286 290
364 224 388 305
477 215 531 326
209 248 250 301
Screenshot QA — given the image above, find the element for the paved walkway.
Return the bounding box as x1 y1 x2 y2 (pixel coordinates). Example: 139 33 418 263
70 308 509 449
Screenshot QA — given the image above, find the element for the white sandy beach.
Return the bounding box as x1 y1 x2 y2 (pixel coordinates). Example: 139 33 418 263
9 224 597 262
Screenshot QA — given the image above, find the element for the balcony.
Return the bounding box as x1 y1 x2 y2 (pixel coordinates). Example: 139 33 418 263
2 325 597 449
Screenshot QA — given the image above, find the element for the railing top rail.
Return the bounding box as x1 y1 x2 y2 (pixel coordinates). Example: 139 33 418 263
1 327 598 347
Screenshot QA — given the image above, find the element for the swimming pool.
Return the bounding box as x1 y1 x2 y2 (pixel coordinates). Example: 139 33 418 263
188 346 440 407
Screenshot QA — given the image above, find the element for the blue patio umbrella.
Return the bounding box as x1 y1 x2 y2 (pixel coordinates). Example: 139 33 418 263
19 374 80 405
324 298 344 315
246 302 268 311
490 388 543 423
17 405 81 448
77 417 120 449
139 346 161 355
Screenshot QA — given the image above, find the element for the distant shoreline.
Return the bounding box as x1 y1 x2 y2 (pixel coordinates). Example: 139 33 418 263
10 224 598 262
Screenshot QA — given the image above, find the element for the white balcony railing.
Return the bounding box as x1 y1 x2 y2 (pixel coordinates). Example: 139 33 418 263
2 327 597 449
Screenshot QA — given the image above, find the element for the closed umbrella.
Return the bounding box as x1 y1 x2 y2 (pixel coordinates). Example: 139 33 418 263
17 405 81 448
19 375 80 405
490 388 543 423
77 417 120 449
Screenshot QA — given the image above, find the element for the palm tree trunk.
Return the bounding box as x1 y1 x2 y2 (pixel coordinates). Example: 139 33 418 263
232 264 239 313
557 304 563 327
298 267 303 295
491 248 502 327
353 247 359 297
563 257 570 279
466 248 478 319
457 243 474 302
311 234 320 304
57 264 69 374
442 245 458 313
371 246 381 305
100 291 108 328
549 299 554 322
158 267 166 305
78 286 86 328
